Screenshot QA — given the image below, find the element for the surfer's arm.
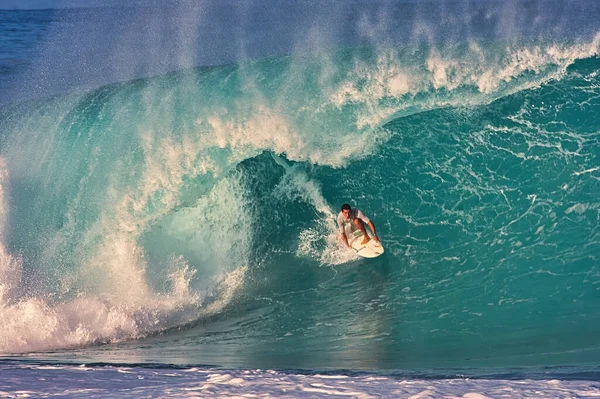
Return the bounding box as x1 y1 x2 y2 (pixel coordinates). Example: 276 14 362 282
340 232 351 248
337 213 351 248
367 220 380 243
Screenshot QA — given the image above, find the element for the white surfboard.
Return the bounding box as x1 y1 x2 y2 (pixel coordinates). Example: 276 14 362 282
348 229 384 258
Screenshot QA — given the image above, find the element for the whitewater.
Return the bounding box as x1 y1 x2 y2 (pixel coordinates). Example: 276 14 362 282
1 0 600 397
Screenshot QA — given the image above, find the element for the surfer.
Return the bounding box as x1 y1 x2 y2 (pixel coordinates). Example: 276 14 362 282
337 203 380 248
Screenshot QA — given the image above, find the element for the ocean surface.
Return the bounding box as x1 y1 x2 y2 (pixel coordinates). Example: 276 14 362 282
1 1 600 397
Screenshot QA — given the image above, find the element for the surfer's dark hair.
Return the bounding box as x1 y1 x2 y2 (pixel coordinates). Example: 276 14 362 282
341 203 351 211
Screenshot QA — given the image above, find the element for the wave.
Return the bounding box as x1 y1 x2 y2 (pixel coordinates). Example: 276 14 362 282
0 34 599 360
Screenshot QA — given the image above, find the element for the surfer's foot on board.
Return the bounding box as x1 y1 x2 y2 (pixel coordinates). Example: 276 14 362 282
361 236 370 245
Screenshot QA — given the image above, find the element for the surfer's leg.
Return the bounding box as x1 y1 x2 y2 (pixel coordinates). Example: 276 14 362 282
354 219 370 245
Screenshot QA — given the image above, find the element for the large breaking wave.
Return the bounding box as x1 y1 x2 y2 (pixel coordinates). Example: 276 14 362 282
0 1 599 370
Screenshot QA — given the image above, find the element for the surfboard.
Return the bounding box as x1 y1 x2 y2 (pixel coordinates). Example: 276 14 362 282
348 229 384 258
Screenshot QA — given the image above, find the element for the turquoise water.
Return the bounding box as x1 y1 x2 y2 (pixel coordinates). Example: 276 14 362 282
0 3 599 376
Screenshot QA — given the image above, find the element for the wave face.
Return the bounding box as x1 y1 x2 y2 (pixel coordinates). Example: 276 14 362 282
1 1 600 371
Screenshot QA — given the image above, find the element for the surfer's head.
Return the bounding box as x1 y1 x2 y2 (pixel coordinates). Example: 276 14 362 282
341 203 351 217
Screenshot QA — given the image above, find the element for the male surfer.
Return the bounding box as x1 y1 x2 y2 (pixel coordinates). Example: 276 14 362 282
337 203 380 248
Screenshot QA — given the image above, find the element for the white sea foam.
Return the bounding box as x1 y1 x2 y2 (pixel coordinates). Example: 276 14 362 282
329 35 600 131
204 104 385 168
0 140 251 353
565 202 600 215
0 159 22 306
426 35 600 94
1 365 599 399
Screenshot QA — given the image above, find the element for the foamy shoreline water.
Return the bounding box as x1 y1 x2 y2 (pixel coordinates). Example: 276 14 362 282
1 364 600 398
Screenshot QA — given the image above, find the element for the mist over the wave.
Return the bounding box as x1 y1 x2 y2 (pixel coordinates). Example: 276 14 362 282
3 0 600 103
